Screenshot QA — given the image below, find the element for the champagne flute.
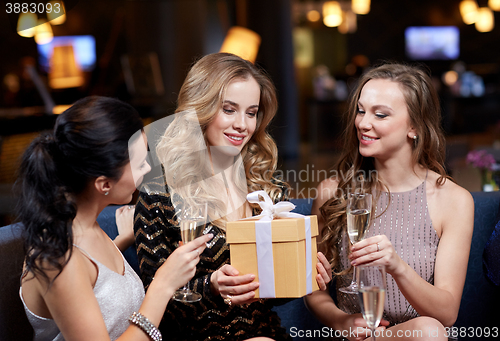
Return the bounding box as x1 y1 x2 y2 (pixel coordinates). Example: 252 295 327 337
339 192 372 294
357 265 386 341
172 202 207 302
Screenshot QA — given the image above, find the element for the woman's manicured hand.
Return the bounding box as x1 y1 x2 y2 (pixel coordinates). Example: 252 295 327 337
211 264 260 305
153 234 213 294
316 251 333 291
350 235 404 275
114 205 136 251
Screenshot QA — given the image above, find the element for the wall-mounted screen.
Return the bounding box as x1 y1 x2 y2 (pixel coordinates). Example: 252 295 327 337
405 26 459 60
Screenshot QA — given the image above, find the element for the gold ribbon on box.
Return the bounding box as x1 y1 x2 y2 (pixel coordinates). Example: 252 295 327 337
246 190 312 298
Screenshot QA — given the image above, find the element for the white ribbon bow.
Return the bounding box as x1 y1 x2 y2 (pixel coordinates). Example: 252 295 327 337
246 190 296 220
245 190 312 298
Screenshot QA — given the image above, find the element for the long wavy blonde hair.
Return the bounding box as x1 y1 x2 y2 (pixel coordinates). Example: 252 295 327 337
156 53 284 229
320 63 451 273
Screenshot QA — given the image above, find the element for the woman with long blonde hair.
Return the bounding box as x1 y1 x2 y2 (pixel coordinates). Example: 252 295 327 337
305 63 473 341
134 52 332 341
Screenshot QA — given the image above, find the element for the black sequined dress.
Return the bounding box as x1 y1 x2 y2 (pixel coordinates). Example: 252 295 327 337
134 175 292 341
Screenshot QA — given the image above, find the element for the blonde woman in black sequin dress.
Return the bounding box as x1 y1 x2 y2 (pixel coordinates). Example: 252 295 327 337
134 53 332 341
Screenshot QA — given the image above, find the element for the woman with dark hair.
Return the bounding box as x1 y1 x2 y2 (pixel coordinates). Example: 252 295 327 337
305 63 474 340
18 96 212 341
134 53 331 341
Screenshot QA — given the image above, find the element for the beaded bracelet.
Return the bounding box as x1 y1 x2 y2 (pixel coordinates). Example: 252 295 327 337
129 311 162 341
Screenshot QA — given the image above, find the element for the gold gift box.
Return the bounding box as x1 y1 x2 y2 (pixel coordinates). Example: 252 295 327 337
226 215 319 298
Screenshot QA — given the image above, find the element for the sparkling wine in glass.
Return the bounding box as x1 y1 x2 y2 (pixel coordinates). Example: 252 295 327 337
347 208 370 243
357 265 386 341
339 192 372 294
172 202 207 303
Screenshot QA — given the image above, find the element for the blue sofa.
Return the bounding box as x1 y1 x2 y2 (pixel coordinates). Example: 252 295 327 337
1 192 499 341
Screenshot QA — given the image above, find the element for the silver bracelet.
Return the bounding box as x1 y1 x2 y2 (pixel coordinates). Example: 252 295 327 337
129 311 162 341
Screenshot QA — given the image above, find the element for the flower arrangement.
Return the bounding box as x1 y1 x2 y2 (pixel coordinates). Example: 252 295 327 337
466 150 499 191
466 150 496 170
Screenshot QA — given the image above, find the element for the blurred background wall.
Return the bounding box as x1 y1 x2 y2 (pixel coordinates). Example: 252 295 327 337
1 0 500 224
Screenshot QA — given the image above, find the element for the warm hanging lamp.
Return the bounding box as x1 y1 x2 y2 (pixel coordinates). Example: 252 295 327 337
475 7 494 32
49 45 85 89
460 0 478 24
34 19 53 45
220 26 261 63
47 1 66 25
489 0 500 11
323 1 342 27
17 12 38 38
352 0 371 15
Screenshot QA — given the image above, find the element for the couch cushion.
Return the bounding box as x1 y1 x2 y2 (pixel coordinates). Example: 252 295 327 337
0 223 33 340
290 198 314 217
0 206 140 341
483 208 500 286
455 191 500 330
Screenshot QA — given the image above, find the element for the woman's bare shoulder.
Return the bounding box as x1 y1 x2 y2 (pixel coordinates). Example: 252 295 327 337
311 178 340 216
24 246 96 305
51 248 96 285
429 172 473 206
317 177 339 201
318 177 339 192
427 171 474 227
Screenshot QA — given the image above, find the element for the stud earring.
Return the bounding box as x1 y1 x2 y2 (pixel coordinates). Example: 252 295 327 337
104 191 109 196
412 135 417 140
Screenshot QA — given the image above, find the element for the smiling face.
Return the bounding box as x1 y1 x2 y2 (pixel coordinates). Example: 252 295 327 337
205 77 260 156
355 78 416 161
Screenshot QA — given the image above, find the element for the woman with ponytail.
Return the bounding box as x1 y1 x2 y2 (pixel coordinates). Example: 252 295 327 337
17 96 212 341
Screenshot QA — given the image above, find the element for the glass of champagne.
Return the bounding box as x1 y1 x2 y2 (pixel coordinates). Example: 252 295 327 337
172 202 207 303
357 265 386 341
339 192 372 294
